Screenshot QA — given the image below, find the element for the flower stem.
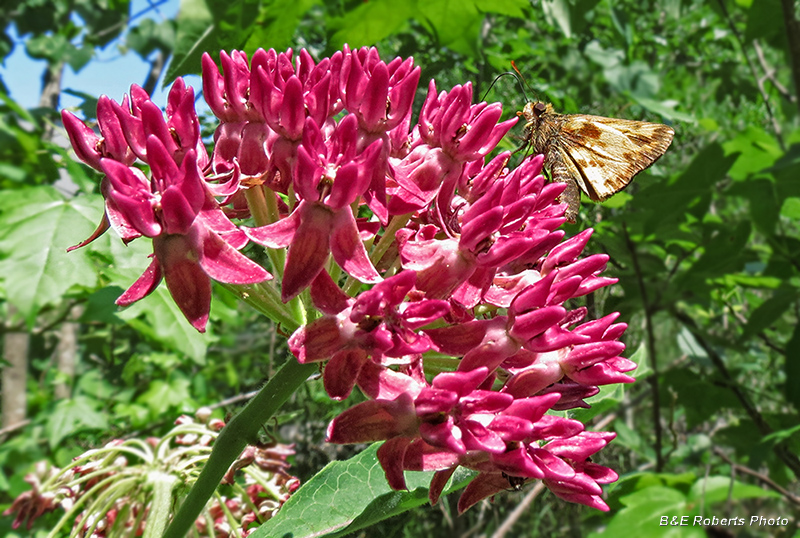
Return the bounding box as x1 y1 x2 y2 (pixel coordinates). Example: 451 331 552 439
162 358 317 538
143 471 178 538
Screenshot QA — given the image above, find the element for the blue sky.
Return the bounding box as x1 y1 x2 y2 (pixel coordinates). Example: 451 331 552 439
1 0 203 113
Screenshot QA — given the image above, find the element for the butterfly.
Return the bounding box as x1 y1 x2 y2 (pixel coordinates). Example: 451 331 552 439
520 101 675 222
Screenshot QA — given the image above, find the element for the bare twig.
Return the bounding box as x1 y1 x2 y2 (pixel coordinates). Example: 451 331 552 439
490 482 546 538
753 41 795 103
0 419 31 438
713 447 800 507
207 390 260 411
715 0 785 149
622 224 663 471
780 0 800 112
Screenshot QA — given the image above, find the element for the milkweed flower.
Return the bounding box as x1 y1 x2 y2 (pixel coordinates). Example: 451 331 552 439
61 45 636 519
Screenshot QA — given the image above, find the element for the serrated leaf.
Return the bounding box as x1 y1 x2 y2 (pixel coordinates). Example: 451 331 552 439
46 396 109 449
0 188 104 324
251 443 472 538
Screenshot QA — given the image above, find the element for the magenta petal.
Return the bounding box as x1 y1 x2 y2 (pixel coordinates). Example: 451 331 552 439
153 235 212 332
62 110 102 170
288 316 345 363
510 305 567 341
457 473 508 514
309 270 352 315
196 226 271 284
101 160 161 237
377 437 412 491
419 419 465 454
116 258 162 306
281 206 334 301
429 467 456 505
330 209 381 284
326 394 417 444
243 208 301 248
323 348 367 400
528 448 576 481
431 367 489 395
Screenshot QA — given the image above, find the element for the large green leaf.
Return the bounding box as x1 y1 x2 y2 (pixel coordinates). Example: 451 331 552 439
251 443 473 538
0 187 104 324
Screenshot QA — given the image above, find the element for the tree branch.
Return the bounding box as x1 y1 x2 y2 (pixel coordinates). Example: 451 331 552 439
622 224 663 471
713 447 800 507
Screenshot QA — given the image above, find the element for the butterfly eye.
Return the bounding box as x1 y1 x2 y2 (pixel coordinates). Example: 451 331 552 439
533 102 547 116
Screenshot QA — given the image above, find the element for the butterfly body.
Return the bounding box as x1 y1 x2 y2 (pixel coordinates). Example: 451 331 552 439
522 102 675 221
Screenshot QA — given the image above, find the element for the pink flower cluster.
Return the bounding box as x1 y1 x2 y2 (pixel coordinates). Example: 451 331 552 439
63 46 635 512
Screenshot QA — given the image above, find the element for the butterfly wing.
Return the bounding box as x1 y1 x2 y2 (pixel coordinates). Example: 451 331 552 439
553 115 675 201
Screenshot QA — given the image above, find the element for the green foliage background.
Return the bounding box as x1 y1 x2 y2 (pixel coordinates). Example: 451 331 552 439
1 0 799 536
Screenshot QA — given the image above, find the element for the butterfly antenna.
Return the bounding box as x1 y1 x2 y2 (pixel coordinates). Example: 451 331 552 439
481 71 524 102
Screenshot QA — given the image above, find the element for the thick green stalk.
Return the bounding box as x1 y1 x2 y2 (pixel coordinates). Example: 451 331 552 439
162 359 318 538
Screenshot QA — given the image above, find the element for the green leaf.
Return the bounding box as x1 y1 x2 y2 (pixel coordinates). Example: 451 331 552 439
630 96 695 123
138 371 194 418
781 197 800 219
329 0 416 50
784 324 800 409
688 476 780 504
418 0 483 57
661 370 739 429
243 0 319 55
166 0 260 82
591 486 703 538
0 188 104 324
46 396 109 449
118 284 212 364
722 126 782 181
251 443 472 538
473 0 528 17
678 220 752 285
740 288 799 341
638 142 737 233
542 0 572 37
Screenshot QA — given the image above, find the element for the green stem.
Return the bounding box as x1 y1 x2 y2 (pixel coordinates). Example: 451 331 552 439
143 471 178 538
162 358 318 538
220 282 299 331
